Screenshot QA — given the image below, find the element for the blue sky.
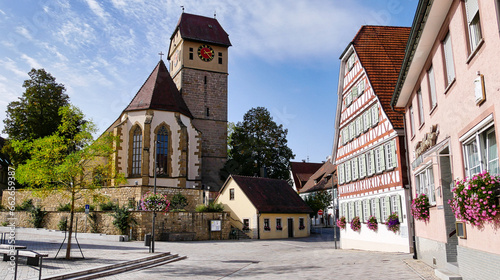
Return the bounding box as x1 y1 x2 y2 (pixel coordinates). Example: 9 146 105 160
0 0 418 163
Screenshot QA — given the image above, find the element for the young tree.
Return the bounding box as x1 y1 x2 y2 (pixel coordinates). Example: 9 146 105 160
3 68 69 165
12 105 124 259
304 190 333 218
221 107 294 181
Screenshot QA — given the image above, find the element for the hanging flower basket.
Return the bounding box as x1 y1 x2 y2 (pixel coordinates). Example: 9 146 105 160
366 215 378 231
350 216 361 231
449 171 500 227
140 192 170 213
411 193 431 222
386 212 400 233
337 216 346 229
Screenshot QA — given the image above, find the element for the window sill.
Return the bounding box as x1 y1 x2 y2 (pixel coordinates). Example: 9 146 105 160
418 122 425 131
429 104 438 116
466 39 484 65
443 78 456 95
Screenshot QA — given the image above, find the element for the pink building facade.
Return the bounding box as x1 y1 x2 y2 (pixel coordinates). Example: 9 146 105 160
392 1 500 279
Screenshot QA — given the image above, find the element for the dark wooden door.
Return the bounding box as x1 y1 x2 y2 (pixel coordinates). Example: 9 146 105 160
288 218 293 238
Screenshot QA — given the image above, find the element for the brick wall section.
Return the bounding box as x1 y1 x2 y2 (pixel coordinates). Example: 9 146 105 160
0 211 230 241
2 186 203 212
457 245 500 280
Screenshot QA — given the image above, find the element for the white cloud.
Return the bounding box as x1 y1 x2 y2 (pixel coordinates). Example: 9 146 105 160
16 26 33 40
57 20 96 48
0 58 27 78
21 54 42 69
85 0 109 21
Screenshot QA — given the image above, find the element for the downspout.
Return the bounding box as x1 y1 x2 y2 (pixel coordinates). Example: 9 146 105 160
257 213 261 239
393 107 417 259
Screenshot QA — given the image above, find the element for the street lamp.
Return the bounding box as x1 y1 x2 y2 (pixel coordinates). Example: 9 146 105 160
150 140 158 253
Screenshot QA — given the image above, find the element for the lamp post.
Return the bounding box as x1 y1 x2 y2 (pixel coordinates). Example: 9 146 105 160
150 140 158 253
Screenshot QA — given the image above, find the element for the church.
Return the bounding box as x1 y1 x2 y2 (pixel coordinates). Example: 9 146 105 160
105 12 231 197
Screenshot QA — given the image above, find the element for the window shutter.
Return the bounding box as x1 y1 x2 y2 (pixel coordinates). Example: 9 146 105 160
357 117 362 136
379 146 386 171
396 195 403 222
358 80 365 93
359 154 366 178
465 0 479 24
371 104 379 126
344 203 348 219
374 198 381 221
391 139 397 169
384 196 391 220
357 200 362 219
345 161 351 182
352 86 358 99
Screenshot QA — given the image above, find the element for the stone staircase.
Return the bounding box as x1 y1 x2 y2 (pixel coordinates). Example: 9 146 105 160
33 252 186 280
229 226 251 240
435 262 462 280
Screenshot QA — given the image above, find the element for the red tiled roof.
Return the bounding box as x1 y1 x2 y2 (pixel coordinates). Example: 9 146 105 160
124 60 193 118
230 175 313 214
172 13 231 47
290 161 323 191
352 26 411 129
301 161 337 193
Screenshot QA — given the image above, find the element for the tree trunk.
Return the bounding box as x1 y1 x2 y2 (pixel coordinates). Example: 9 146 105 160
66 186 75 259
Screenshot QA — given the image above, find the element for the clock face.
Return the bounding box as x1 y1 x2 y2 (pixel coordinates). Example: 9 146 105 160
198 45 214 62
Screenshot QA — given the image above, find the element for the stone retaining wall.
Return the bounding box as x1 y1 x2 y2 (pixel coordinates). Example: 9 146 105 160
0 210 230 241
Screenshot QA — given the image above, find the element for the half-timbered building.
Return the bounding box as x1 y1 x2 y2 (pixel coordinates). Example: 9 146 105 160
333 26 412 253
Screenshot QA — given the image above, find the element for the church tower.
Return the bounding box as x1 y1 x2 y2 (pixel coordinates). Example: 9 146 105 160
167 13 231 191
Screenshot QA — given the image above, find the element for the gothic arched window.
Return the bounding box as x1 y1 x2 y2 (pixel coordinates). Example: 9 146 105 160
156 126 169 175
131 126 142 176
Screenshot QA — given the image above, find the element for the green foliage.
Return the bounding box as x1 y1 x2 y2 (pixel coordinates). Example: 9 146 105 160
2 68 69 166
195 202 224 212
1 221 9 227
58 217 68 231
75 204 95 212
57 203 71 212
15 199 34 211
29 206 47 228
170 193 188 210
100 201 118 211
220 107 295 182
304 190 332 217
88 212 99 233
110 207 136 235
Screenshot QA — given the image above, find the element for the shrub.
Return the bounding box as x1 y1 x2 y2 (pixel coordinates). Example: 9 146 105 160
366 215 378 231
337 216 346 229
449 171 500 227
58 217 68 231
170 193 188 210
100 201 118 211
75 204 95 212
15 199 34 211
195 202 224 212
1 221 8 227
29 206 47 228
411 194 431 222
110 207 136 235
88 212 99 233
350 216 361 231
57 203 71 212
386 212 400 233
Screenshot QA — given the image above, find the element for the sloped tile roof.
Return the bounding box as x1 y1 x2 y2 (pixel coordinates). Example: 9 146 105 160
290 161 323 191
124 60 193 118
353 26 411 129
231 175 313 214
172 13 231 46
301 161 337 193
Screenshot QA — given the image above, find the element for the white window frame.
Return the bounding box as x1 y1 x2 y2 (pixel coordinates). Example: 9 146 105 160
464 0 482 52
358 80 365 95
380 197 389 222
428 66 437 110
385 140 397 170
371 198 381 222
417 90 425 125
390 195 403 222
359 153 366 178
362 199 370 222
338 164 345 185
347 53 356 71
415 165 436 205
443 32 456 86
462 124 499 177
363 110 371 132
349 123 354 142
356 117 362 136
345 160 352 183
371 104 379 127
409 105 415 137
375 146 386 174
352 158 358 181
367 150 375 176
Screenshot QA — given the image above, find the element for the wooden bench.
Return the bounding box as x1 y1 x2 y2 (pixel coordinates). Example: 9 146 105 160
0 248 48 265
